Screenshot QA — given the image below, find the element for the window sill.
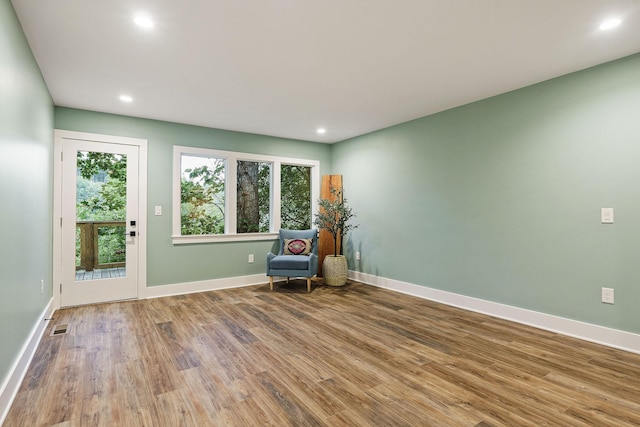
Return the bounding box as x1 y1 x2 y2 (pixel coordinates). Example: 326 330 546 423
172 232 279 245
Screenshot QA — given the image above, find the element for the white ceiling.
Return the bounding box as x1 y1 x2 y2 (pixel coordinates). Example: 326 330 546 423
11 0 640 143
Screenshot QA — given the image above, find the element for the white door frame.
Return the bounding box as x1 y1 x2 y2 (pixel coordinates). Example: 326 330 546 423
53 130 148 309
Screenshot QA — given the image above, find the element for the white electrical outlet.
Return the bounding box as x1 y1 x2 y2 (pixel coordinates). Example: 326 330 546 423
355 251 361 261
40 279 44 294
248 254 254 263
601 287 614 304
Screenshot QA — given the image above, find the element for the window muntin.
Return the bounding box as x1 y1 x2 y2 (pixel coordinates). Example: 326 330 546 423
172 146 319 243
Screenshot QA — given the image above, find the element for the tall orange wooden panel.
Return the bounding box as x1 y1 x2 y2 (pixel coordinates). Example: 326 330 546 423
318 174 342 276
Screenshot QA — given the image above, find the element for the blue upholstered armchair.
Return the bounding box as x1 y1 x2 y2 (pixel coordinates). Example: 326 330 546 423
267 229 318 292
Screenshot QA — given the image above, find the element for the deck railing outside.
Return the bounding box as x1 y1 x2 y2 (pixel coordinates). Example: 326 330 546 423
76 220 126 271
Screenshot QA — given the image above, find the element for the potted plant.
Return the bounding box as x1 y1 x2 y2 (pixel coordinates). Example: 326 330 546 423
314 185 358 286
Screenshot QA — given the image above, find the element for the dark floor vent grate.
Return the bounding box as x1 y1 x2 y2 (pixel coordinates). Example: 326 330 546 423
51 324 68 336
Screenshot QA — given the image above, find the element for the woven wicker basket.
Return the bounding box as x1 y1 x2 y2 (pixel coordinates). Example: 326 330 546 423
322 255 348 287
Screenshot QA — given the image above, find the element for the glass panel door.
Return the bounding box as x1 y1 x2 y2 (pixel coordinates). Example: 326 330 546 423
61 139 139 306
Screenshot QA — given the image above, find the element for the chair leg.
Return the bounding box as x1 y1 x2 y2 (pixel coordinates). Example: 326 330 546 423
269 276 273 290
307 277 311 293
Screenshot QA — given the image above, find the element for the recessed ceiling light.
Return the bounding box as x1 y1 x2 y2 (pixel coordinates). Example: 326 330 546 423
317 128 326 135
119 95 133 103
599 18 622 30
133 15 154 29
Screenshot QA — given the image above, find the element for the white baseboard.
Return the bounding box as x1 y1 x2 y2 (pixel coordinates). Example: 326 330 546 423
142 274 269 299
0 298 55 425
349 271 640 355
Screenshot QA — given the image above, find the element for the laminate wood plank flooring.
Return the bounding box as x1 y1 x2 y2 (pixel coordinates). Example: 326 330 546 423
4 281 640 426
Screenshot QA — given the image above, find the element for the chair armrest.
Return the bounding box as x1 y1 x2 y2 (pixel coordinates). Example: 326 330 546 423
267 252 276 268
308 252 319 275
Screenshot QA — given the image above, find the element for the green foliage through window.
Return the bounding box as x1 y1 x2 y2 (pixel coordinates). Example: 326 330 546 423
281 165 311 230
180 155 226 235
174 146 318 239
76 151 127 267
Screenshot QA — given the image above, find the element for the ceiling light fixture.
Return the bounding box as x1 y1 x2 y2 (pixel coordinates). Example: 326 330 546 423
133 15 154 29
119 95 133 103
317 128 326 135
599 18 622 30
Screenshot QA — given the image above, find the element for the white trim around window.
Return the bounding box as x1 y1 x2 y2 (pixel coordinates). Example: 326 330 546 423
172 145 319 244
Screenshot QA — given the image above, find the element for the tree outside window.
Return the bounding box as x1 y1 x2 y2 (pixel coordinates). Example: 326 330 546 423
180 155 225 235
237 160 271 233
174 146 319 242
281 164 311 230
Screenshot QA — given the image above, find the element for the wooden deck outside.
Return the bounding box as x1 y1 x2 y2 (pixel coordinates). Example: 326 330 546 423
75 267 126 281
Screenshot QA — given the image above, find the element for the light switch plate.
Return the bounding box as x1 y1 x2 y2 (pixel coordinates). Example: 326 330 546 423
155 205 162 216
601 208 613 224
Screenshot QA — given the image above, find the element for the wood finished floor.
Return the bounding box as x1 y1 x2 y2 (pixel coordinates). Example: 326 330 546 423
5 281 640 426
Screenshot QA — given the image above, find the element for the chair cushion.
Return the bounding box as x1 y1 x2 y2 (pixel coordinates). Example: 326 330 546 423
269 255 310 270
283 238 312 255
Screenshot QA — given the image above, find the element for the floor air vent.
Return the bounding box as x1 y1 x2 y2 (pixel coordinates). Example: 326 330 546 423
51 324 68 336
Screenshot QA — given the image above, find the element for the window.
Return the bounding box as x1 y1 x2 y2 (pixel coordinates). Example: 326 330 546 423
237 160 270 233
173 146 319 243
281 164 311 230
180 154 225 235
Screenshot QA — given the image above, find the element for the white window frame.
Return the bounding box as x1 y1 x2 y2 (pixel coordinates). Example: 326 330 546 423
172 145 319 244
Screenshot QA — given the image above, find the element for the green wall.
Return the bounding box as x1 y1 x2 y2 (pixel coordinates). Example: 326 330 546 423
55 108 332 286
0 1 54 388
333 53 640 334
